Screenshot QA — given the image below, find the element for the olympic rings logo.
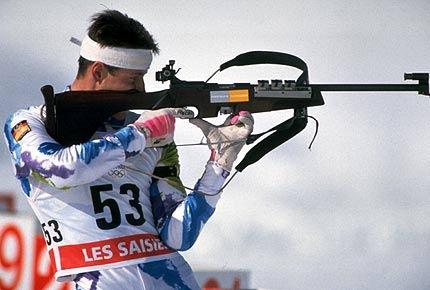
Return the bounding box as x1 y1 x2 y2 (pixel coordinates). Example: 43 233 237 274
108 166 126 178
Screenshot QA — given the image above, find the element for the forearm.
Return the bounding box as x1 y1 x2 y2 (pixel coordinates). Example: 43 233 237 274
158 162 228 250
43 125 146 187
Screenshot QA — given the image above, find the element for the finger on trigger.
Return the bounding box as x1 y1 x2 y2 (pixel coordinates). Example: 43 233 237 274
171 108 195 119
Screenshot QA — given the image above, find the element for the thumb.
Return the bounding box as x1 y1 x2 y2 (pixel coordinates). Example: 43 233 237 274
189 118 214 136
232 111 254 133
238 115 254 133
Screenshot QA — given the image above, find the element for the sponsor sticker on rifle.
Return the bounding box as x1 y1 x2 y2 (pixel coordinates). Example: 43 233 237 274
12 120 31 141
210 90 249 103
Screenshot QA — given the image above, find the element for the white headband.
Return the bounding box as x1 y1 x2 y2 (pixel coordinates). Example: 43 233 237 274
79 35 153 70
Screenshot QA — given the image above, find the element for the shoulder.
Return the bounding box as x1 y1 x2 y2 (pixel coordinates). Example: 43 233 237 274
6 105 44 122
5 105 45 131
4 105 45 148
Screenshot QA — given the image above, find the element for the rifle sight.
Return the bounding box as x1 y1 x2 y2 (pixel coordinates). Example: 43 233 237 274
156 60 177 82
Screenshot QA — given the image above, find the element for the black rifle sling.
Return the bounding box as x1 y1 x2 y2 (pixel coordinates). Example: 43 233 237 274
219 51 309 85
235 115 307 172
245 118 296 145
219 51 311 172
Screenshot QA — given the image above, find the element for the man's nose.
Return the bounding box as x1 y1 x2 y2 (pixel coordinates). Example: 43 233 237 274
135 78 145 92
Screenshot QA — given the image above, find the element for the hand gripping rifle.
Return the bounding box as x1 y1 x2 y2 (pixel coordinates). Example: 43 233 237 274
41 51 429 172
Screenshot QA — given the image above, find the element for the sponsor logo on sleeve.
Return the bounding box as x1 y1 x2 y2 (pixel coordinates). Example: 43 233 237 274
12 120 31 141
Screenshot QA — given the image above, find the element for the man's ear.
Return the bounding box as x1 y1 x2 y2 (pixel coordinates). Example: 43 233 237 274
91 62 108 83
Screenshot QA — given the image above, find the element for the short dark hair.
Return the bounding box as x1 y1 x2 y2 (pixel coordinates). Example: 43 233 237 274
77 10 159 78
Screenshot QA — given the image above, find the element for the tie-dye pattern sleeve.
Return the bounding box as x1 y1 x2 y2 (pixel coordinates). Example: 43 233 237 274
3 107 146 194
150 162 228 251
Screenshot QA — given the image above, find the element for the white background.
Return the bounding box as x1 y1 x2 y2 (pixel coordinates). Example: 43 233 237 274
1 1 429 289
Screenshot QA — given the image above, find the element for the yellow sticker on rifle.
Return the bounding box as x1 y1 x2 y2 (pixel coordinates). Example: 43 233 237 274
228 90 249 102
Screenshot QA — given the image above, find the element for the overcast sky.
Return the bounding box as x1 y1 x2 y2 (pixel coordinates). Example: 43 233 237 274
1 1 430 289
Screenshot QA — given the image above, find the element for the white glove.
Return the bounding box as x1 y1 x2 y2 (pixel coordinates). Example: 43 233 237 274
190 111 254 171
133 108 194 147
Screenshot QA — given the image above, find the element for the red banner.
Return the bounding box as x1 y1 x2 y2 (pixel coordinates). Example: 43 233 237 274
0 214 72 290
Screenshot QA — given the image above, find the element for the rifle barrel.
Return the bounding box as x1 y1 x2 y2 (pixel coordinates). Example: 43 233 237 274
311 84 426 93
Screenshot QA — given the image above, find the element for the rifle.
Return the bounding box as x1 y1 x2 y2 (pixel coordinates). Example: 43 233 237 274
41 51 429 172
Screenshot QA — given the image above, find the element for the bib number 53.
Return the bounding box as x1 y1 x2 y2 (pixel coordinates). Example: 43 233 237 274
90 183 145 230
